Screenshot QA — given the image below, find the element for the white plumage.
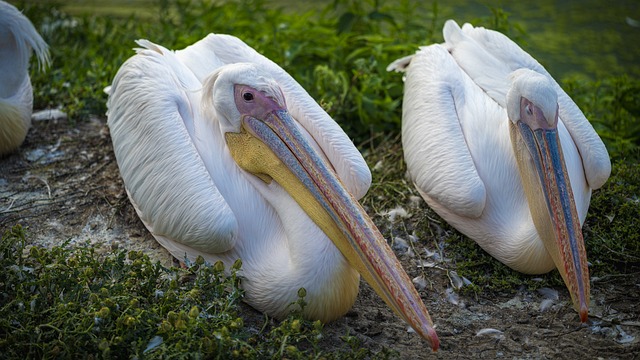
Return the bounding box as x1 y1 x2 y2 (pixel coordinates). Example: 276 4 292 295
390 20 610 321
107 34 438 348
107 35 369 320
0 1 49 156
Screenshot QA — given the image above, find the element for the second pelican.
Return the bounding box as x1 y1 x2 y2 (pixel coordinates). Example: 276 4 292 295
389 20 611 322
107 34 438 349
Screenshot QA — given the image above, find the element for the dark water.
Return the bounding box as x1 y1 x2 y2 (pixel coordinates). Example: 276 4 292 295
441 0 640 80
58 0 639 80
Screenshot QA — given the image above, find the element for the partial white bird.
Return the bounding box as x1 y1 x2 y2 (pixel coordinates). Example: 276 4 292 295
388 20 611 322
107 35 439 349
0 1 49 156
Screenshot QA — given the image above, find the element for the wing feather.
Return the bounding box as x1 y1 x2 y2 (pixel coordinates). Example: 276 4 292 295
0 1 50 71
401 44 486 218
107 41 238 254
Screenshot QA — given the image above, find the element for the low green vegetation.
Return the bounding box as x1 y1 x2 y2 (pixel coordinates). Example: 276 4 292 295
587 155 640 274
4 0 639 357
0 225 394 359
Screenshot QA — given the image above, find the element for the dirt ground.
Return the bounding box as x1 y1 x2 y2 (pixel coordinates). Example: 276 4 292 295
1 117 638 359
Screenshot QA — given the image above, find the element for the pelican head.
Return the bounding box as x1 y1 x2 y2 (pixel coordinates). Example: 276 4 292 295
201 64 439 350
507 69 590 322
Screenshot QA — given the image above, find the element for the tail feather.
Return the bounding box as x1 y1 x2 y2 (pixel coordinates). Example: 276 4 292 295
0 1 50 70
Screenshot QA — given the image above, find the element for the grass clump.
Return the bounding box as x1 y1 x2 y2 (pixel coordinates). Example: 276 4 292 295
0 224 243 358
0 225 390 359
564 75 640 159
585 153 640 275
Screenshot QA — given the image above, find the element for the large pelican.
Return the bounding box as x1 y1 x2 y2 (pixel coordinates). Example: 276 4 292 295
106 35 438 349
0 1 49 156
388 20 611 322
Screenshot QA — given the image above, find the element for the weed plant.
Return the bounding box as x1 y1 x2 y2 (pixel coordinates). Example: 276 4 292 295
0 225 395 359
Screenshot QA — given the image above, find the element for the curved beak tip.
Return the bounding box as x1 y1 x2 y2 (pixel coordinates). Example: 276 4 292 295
579 306 588 323
429 332 440 351
413 324 439 350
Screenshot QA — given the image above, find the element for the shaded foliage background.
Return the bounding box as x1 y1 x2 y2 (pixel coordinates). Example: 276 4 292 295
21 0 638 154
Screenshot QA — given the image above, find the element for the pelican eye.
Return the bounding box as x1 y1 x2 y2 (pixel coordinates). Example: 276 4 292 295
243 92 254 101
525 104 533 116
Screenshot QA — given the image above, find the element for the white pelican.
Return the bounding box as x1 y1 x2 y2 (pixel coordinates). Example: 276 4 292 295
106 35 439 349
0 1 49 156
388 20 611 322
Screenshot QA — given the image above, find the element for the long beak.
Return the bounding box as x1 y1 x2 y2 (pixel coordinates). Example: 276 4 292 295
511 100 589 323
225 107 439 350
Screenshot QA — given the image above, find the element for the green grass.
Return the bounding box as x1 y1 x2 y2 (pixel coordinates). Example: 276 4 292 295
4 0 640 357
586 153 640 274
0 225 396 359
